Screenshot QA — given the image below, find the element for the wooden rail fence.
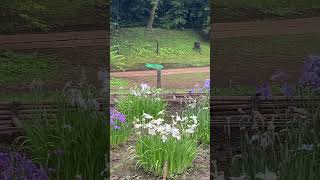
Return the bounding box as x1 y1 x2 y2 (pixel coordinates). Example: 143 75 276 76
0 93 204 136
1 94 319 136
212 96 320 127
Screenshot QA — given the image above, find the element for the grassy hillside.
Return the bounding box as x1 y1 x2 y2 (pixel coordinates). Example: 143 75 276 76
214 0 320 22
111 28 210 71
0 51 58 84
0 0 107 34
213 32 320 86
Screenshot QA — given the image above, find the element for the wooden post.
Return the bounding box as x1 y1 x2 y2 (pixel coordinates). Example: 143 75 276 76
156 41 159 54
162 160 168 180
157 69 161 88
251 94 259 121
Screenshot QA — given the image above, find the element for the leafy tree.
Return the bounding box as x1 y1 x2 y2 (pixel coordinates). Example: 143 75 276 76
147 0 161 30
0 0 48 34
110 0 210 39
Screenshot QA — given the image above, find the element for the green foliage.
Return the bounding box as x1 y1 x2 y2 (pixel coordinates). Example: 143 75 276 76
0 51 58 84
229 102 320 179
17 95 107 179
158 1 188 29
111 0 210 39
110 124 131 148
221 88 320 179
110 78 129 88
0 0 108 33
116 95 167 124
110 109 131 148
183 96 210 144
0 0 48 33
135 135 197 177
133 113 199 177
110 45 126 71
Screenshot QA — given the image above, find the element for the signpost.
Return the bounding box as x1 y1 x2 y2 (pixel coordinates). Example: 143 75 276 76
145 63 164 88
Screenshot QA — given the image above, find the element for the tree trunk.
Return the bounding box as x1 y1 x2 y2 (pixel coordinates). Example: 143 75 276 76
147 0 160 30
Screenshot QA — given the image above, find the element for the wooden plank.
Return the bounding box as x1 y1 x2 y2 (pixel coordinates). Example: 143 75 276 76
0 106 11 110
0 120 12 124
0 110 13 115
212 101 251 105
212 104 252 110
211 96 252 101
0 115 12 120
0 129 20 135
0 101 12 106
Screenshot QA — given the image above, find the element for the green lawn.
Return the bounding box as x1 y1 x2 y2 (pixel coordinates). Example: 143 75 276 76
111 78 129 88
214 0 320 22
111 28 210 70
213 32 320 86
0 51 58 84
215 32 320 57
0 91 61 102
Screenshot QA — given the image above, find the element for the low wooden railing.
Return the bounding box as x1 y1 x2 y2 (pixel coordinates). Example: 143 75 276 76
212 96 320 127
1 94 319 136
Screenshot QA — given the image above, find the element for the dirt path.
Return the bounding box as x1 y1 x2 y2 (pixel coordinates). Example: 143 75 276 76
212 17 320 39
0 30 108 50
111 67 210 78
0 17 319 50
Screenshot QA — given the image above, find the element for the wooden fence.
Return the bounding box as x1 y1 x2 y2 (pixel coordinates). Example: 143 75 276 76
1 93 319 136
0 93 204 136
212 96 320 127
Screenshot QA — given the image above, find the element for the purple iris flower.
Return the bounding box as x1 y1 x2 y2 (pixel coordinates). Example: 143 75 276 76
0 153 10 168
256 84 272 98
299 55 320 89
0 151 48 179
204 79 210 90
281 83 295 97
110 108 126 130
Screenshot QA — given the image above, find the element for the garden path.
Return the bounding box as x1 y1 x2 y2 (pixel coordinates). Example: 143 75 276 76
111 67 210 77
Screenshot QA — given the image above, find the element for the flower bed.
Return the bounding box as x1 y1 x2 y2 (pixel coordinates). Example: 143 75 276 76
11 81 109 179
110 81 210 179
213 55 320 180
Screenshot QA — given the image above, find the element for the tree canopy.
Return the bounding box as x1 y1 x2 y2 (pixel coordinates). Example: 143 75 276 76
111 0 210 39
